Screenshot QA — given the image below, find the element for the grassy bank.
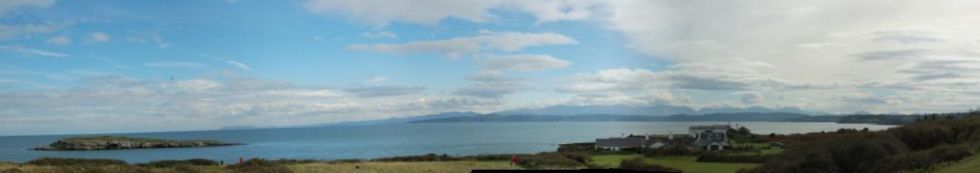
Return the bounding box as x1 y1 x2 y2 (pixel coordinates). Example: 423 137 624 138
289 161 519 173
591 154 757 173
932 154 980 173
0 160 519 173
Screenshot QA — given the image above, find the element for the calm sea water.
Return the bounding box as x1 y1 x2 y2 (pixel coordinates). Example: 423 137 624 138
0 122 893 163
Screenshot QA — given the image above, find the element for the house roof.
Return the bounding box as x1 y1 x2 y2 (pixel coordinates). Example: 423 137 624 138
595 137 645 148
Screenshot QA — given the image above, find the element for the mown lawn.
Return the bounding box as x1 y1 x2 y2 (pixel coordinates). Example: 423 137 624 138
932 154 980 173
729 142 783 155
591 154 758 173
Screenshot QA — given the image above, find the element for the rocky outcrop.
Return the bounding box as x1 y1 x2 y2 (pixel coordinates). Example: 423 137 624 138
33 136 242 151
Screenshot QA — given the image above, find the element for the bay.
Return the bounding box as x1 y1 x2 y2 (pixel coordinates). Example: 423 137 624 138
0 122 893 163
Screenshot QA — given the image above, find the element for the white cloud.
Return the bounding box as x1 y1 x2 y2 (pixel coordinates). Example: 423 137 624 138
0 0 53 16
225 60 254 71
454 71 528 98
0 76 503 135
200 54 255 71
170 79 223 91
0 45 67 57
453 83 525 98
479 54 571 72
365 76 388 84
604 0 980 83
45 35 71 45
86 31 111 43
0 23 65 40
452 54 570 98
126 31 171 48
360 31 398 39
348 30 576 58
304 0 600 27
343 85 426 97
142 62 207 69
740 91 764 105
578 0 980 113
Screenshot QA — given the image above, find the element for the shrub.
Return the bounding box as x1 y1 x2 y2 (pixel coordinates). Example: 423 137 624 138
268 159 320 164
139 158 218 168
327 159 363 163
697 153 772 163
371 153 459 162
618 157 679 172
516 152 586 169
888 123 954 150
26 157 127 166
868 145 973 172
227 158 293 173
52 165 151 173
462 154 513 161
746 133 908 173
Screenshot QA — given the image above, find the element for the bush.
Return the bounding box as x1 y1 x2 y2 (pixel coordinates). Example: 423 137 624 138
868 145 973 172
327 159 363 163
26 157 127 166
462 154 513 161
697 153 772 163
139 158 219 168
268 159 320 164
888 123 954 150
746 133 908 173
371 153 459 162
51 165 151 173
618 157 679 172
516 152 586 169
227 158 293 173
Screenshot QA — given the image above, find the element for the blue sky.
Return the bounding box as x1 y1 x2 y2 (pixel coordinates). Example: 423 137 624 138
3 0 980 135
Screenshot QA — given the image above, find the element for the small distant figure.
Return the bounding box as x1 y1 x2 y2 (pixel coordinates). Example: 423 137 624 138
510 155 519 165
220 160 224 165
239 157 244 164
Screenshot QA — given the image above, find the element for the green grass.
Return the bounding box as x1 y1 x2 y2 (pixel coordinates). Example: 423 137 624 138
0 161 519 173
289 161 521 173
591 154 758 173
931 154 980 173
727 142 783 156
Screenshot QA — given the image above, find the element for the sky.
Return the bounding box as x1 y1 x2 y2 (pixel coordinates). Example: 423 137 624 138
2 0 980 135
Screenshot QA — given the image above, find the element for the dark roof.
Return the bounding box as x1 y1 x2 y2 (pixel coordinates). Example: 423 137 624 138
595 137 645 148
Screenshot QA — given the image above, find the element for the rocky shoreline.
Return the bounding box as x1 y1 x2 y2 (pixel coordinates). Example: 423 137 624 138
33 136 242 151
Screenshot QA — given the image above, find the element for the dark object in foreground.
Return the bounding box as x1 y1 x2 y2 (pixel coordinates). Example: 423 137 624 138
33 136 242 151
472 169 680 173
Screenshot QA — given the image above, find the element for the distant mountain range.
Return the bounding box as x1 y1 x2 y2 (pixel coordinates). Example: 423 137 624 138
323 111 481 126
326 104 826 126
413 112 812 123
495 105 819 116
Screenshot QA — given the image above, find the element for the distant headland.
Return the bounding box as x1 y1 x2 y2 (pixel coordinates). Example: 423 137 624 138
32 136 242 151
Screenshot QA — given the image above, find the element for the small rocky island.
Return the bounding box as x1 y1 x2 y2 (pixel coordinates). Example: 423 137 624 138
33 136 242 151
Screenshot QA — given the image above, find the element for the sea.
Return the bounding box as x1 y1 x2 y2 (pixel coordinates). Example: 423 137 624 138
0 122 894 163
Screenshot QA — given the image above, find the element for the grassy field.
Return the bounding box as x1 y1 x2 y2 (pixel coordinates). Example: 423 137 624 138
290 161 520 173
592 154 758 173
931 154 980 173
729 142 783 155
0 161 519 173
